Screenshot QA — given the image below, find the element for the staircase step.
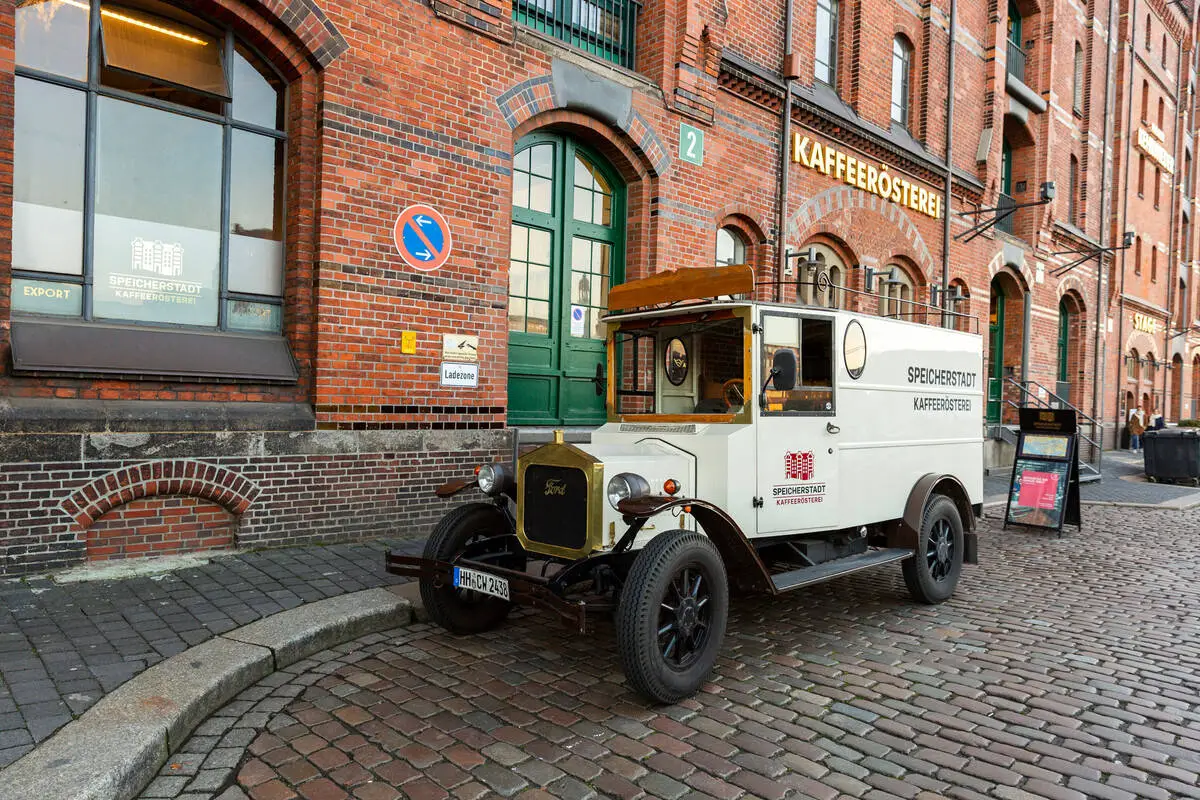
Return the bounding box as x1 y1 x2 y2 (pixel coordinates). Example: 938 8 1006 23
771 548 912 592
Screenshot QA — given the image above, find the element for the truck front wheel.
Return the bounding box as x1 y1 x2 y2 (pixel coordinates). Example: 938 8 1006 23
420 503 524 634
902 494 964 604
616 531 729 704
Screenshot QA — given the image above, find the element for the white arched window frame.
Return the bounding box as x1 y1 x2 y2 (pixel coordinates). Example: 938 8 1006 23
798 243 845 309
715 227 747 266
879 266 916 319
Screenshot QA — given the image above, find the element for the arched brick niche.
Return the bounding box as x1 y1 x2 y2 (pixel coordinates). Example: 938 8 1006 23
87 497 236 561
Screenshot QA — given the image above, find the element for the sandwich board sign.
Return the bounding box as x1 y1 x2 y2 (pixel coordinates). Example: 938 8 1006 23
1004 407 1082 535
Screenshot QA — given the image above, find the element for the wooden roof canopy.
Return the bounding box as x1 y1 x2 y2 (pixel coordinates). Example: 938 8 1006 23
607 264 754 312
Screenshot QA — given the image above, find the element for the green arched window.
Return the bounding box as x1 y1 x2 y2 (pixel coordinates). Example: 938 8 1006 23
508 133 625 426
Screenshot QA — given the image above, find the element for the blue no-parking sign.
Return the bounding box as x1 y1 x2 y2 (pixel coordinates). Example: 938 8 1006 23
393 204 453 271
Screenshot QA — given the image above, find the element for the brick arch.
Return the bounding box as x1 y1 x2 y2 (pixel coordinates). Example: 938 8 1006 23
505 96 671 177
715 206 770 244
202 0 349 69
1056 274 1088 306
786 185 937 282
60 462 261 529
1124 330 1158 356
987 249 1035 292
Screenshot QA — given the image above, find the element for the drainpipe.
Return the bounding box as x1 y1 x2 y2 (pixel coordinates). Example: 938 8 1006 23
1115 5 1139 440
941 0 958 327
1163 36 1184 420
777 0 797 304
1090 0 1119 469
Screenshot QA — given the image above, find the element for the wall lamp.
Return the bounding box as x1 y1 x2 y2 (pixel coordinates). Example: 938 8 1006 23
1048 230 1136 278
954 182 1055 243
862 266 903 293
930 284 966 307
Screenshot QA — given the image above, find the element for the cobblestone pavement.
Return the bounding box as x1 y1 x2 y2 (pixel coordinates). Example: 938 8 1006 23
0 539 420 767
143 505 1200 800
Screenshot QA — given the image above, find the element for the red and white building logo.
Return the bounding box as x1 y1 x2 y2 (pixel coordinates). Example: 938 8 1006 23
785 451 815 481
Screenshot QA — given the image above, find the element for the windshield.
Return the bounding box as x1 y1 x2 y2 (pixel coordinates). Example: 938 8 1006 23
612 312 748 418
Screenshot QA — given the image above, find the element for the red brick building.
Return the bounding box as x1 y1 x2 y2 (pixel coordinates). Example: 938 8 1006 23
0 0 1196 575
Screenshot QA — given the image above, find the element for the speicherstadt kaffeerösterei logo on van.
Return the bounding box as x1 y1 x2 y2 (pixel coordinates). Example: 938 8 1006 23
785 451 815 481
775 451 826 506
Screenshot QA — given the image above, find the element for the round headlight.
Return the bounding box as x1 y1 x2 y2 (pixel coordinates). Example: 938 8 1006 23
477 464 498 494
607 472 651 510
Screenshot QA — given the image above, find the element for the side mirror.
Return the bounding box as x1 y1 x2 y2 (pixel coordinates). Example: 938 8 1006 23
771 349 798 391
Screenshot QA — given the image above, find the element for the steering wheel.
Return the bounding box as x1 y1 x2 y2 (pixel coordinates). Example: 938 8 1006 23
722 379 746 408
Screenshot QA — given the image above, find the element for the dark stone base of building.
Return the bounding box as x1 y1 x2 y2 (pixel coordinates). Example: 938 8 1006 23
0 400 508 576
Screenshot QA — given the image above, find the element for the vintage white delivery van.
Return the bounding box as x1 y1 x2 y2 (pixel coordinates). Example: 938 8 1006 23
388 264 984 703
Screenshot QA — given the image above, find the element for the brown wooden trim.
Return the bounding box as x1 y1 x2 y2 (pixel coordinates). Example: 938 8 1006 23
607 264 754 312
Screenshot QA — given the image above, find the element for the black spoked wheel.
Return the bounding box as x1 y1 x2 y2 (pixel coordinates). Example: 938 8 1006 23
902 494 964 604
658 564 714 670
926 517 955 582
420 502 525 634
617 531 729 704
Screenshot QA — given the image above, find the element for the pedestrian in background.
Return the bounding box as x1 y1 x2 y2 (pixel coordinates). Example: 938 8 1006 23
1129 405 1146 452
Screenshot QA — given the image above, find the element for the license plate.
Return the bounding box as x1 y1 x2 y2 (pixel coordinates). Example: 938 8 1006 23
453 566 510 601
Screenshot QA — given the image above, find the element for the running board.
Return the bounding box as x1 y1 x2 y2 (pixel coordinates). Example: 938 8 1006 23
771 548 912 592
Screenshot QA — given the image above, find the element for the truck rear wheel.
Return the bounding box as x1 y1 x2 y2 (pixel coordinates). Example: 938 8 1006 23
902 494 964 604
420 503 524 634
616 531 729 704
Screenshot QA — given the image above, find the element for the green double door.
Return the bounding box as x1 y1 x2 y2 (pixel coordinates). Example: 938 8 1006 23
507 133 625 426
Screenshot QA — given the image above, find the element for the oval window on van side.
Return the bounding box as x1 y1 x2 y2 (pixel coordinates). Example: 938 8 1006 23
844 319 866 379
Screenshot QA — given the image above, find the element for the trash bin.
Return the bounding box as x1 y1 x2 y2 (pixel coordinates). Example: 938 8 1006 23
1143 428 1200 486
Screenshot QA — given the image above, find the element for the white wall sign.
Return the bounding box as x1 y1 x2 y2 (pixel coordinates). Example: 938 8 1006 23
442 333 479 362
440 361 479 388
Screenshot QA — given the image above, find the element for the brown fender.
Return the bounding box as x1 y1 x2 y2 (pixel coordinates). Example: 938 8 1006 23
617 496 775 594
435 476 478 497
899 473 978 563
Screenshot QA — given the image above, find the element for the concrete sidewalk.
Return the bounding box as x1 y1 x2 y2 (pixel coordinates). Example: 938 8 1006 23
0 538 422 769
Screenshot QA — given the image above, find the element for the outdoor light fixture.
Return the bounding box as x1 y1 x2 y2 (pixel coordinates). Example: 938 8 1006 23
930 284 966 306
1048 229 1137 278
862 266 898 293
954 181 1056 243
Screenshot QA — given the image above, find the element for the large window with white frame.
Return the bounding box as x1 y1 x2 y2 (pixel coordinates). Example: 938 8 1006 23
13 0 287 333
715 227 747 266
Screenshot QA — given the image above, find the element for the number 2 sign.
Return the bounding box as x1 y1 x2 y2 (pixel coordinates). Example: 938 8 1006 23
679 123 704 166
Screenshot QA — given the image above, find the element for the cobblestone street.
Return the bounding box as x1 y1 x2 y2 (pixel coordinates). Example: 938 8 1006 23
140 505 1200 800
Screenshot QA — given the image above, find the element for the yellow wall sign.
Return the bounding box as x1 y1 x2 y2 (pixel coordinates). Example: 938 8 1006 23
791 133 943 220
1133 313 1159 335
1137 128 1175 174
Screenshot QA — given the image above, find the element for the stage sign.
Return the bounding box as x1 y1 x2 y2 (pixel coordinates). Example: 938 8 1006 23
1004 408 1082 534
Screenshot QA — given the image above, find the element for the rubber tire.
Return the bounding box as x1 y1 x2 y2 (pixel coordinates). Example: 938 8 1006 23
616 531 729 704
902 494 965 605
420 502 522 635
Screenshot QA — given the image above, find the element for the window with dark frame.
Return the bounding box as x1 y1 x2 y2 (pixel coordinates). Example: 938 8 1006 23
1135 237 1143 275
1152 247 1158 283
891 35 913 130
1162 34 1168 68
814 0 839 87
1142 80 1150 121
761 314 834 415
13 0 287 334
1158 97 1165 129
1139 154 1147 196
1154 167 1161 209
1072 42 1084 114
1068 155 1079 225
1145 14 1152 50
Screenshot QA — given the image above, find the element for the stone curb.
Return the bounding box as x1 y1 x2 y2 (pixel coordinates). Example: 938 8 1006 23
0 587 413 800
984 498 1200 511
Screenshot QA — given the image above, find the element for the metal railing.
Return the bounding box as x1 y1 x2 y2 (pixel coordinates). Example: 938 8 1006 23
513 0 640 69
1003 377 1103 479
996 193 1017 235
1006 39 1027 83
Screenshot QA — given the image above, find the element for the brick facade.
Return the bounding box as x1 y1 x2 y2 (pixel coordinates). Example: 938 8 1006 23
1 0 1198 574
